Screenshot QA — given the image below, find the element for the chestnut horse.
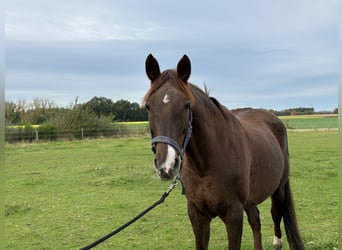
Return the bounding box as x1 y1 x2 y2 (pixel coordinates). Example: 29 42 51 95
143 54 304 250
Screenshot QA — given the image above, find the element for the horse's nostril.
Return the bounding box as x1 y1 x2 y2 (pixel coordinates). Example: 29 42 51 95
159 167 172 180
160 167 166 175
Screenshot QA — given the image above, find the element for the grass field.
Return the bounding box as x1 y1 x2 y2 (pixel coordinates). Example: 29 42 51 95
5 131 338 249
119 115 339 131
278 115 338 130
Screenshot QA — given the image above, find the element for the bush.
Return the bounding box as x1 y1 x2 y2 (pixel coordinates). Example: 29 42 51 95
48 107 117 139
37 124 57 141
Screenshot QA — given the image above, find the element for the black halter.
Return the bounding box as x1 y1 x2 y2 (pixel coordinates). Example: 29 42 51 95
151 105 193 160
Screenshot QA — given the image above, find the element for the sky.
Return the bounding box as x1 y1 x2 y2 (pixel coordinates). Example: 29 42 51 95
5 0 338 111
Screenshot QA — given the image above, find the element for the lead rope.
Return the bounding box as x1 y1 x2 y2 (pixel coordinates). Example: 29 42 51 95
79 178 179 250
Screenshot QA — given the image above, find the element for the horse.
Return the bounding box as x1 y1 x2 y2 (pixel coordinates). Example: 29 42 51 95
142 54 305 250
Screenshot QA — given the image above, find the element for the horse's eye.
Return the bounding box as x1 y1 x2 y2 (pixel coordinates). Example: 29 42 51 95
185 102 191 109
145 105 150 111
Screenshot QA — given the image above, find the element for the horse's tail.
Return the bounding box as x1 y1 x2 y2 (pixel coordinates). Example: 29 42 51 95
282 131 305 249
282 180 305 250
282 128 305 250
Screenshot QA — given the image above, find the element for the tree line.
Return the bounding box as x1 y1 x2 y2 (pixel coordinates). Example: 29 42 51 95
5 97 338 126
4 97 338 143
5 97 148 126
5 97 148 142
266 107 338 116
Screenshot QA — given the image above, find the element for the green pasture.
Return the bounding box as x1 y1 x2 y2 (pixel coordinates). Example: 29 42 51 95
279 116 338 130
5 131 338 249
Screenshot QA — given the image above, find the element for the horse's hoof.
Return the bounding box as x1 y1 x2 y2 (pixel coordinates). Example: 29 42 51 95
273 236 283 250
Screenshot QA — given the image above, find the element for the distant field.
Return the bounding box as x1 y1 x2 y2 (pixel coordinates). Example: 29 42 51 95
117 121 149 130
278 114 338 118
5 131 338 249
119 114 338 131
278 114 338 130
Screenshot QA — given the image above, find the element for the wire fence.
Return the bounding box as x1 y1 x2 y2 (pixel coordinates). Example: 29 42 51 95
6 117 338 143
5 125 150 143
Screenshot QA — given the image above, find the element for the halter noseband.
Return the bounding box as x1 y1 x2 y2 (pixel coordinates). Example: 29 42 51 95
151 106 193 160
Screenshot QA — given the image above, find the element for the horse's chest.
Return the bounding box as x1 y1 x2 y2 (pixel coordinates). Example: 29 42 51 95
187 179 232 217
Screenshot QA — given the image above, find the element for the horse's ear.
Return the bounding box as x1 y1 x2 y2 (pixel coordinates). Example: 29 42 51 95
177 55 191 83
145 54 161 83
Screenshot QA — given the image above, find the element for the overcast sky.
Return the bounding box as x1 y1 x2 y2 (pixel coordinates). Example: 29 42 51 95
5 0 338 111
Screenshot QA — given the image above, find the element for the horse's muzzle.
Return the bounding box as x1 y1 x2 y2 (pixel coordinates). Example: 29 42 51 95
154 155 180 180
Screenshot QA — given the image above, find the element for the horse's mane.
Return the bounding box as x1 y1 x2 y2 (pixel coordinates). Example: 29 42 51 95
189 84 231 120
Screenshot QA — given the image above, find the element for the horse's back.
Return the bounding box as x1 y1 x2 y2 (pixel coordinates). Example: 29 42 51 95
232 108 286 149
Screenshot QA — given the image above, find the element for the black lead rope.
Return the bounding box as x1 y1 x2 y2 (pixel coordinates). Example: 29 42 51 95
79 179 179 250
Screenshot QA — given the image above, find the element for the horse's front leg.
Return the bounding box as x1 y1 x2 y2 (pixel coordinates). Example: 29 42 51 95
245 205 262 250
222 204 244 250
187 201 211 250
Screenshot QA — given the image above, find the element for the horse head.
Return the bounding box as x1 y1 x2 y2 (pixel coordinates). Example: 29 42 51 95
143 54 193 180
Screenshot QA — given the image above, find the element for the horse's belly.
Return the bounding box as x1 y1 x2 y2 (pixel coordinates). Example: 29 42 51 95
248 159 284 204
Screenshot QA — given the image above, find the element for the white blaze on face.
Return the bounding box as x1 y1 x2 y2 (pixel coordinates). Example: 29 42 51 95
163 94 170 104
160 145 176 174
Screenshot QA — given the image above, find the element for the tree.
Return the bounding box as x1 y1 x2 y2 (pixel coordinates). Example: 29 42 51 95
5 101 21 125
112 99 147 121
25 98 57 124
130 102 148 121
81 96 115 118
113 99 131 121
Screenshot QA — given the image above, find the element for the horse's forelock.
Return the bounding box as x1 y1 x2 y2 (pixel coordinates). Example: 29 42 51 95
142 70 193 106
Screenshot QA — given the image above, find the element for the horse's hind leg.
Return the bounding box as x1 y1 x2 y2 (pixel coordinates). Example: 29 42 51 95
245 205 262 250
271 188 285 250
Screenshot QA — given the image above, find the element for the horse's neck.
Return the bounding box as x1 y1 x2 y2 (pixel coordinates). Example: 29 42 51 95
185 100 240 172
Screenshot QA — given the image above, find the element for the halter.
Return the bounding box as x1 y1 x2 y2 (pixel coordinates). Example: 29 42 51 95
151 105 193 160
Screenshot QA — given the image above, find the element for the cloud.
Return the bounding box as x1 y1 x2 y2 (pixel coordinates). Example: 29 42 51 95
4 0 338 111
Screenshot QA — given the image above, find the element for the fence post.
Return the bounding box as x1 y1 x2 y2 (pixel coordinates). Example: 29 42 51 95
81 128 84 139
35 130 39 141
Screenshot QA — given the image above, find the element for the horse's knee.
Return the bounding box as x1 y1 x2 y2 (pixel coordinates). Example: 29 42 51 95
228 205 244 224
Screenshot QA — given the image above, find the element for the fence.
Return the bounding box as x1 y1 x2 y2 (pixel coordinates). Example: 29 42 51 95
5 124 150 143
